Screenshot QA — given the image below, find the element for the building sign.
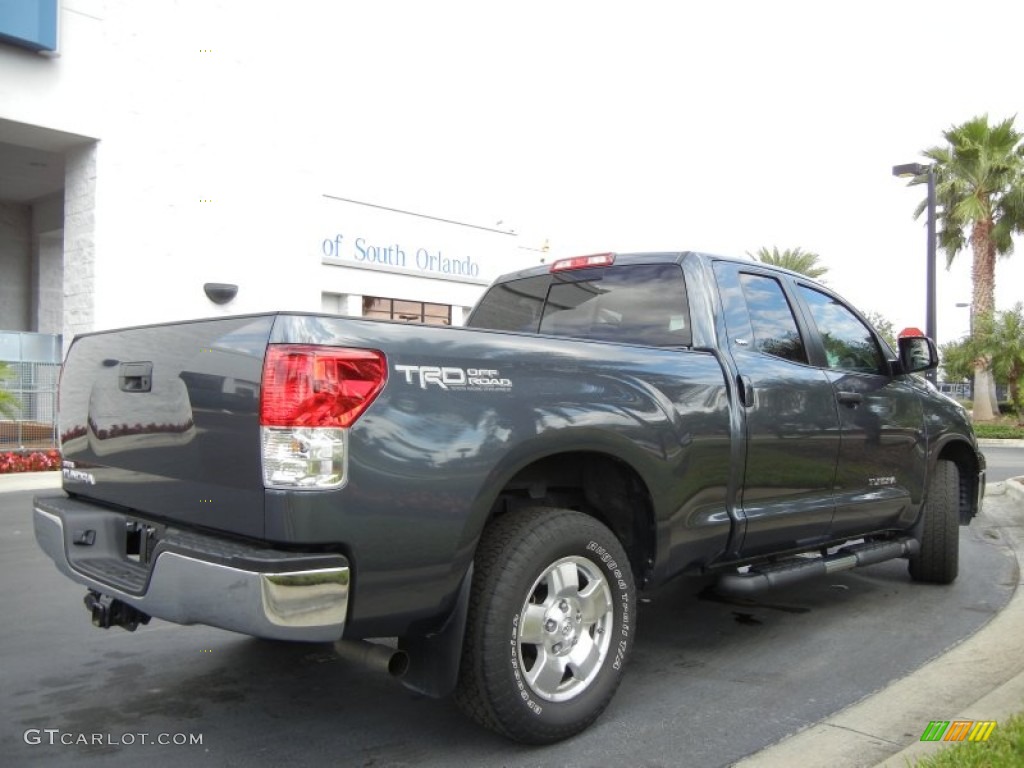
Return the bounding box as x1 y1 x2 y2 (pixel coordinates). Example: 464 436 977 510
319 195 533 285
321 233 481 279
0 0 58 53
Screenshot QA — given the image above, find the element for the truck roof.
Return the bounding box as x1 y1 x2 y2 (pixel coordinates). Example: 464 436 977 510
489 251 823 287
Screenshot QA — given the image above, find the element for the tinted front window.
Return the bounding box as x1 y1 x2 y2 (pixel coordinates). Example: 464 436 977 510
469 264 691 347
739 273 807 363
798 286 885 374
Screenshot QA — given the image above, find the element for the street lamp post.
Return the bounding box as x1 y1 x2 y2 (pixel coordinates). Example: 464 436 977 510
955 301 974 400
892 162 938 384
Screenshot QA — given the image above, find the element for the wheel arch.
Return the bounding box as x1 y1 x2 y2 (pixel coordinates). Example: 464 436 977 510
934 437 982 525
472 448 658 585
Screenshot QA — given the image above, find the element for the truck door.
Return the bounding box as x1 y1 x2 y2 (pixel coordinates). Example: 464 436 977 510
713 263 841 557
792 284 925 537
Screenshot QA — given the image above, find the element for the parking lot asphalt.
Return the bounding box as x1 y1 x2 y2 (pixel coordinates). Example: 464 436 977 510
4 470 1023 767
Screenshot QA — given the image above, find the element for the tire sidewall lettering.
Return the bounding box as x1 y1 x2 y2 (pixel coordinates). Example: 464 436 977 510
509 535 633 718
586 539 633 671
510 614 544 715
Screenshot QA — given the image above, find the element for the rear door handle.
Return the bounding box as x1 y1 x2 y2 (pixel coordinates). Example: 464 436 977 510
836 391 863 407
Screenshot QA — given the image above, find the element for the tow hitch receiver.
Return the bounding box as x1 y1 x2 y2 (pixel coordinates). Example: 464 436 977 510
84 590 151 632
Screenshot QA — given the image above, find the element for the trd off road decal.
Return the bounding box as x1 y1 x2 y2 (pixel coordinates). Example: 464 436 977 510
394 365 513 392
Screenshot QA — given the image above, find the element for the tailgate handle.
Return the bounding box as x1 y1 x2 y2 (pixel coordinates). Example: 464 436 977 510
119 362 153 393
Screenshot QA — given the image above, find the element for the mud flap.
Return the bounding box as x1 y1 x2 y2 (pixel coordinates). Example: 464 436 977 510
398 564 473 699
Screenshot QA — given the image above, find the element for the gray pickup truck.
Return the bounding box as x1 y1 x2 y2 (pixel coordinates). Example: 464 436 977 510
33 251 985 743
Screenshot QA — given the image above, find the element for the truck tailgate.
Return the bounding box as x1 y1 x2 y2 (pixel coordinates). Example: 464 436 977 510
58 315 276 538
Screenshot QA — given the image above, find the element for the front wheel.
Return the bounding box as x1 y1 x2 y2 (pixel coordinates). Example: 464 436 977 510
455 507 636 744
908 459 960 584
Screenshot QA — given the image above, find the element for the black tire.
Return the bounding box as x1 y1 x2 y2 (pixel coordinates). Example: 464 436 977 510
455 507 636 744
908 459 960 584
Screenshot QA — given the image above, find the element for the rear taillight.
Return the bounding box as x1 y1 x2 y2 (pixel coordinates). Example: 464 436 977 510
259 345 386 489
260 345 386 428
550 253 616 272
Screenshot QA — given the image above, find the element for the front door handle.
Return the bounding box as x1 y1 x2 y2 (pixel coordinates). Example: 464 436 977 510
837 391 863 407
738 375 754 408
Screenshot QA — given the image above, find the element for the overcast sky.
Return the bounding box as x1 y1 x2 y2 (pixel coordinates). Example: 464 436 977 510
315 0 1024 344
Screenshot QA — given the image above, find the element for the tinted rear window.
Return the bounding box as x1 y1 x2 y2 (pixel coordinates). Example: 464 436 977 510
739 273 808 364
468 264 691 347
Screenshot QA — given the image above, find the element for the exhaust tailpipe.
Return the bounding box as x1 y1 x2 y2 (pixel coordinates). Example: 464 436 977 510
333 640 409 678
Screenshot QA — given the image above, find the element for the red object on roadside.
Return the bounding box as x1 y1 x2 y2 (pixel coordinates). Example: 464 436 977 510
0 449 61 474
898 327 926 338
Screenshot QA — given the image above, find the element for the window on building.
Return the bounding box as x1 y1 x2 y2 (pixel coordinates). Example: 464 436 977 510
362 296 452 326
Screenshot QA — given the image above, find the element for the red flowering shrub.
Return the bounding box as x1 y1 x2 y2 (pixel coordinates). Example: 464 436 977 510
0 450 62 474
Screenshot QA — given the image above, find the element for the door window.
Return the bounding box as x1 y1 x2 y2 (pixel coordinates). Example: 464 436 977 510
798 287 885 374
738 274 808 364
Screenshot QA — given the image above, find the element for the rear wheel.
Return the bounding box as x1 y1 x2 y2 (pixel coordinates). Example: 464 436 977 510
455 507 635 744
908 459 960 584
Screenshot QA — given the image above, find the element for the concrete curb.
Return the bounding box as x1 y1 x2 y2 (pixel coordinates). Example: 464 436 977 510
1006 477 1024 505
0 472 61 492
976 438 1024 448
869 485 1024 768
732 484 1024 768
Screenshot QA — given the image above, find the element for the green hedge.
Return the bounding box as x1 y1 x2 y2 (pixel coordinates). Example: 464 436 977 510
958 402 1018 415
973 423 1024 439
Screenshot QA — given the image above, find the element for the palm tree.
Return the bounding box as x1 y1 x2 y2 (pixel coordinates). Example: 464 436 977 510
906 115 1024 420
939 338 975 388
974 303 1024 423
863 310 897 349
747 246 828 279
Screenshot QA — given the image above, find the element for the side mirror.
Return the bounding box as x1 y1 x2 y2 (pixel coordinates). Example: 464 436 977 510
898 335 938 374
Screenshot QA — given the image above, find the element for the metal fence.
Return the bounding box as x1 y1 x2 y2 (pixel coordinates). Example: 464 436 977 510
938 382 971 399
0 332 62 451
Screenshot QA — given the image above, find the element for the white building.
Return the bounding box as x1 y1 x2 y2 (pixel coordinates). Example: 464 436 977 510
0 1 544 350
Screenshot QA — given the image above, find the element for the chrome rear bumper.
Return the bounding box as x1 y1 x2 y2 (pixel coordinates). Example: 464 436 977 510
33 495 349 642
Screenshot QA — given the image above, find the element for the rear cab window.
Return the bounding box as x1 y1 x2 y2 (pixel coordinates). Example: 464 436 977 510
467 263 691 347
